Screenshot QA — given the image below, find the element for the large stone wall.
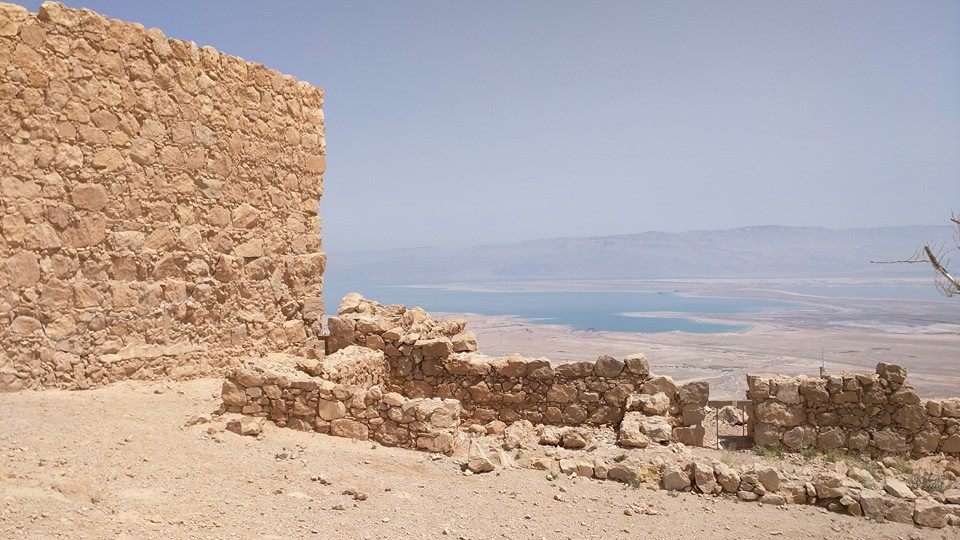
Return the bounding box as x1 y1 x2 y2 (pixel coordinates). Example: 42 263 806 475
326 294 709 444
0 2 326 391
747 362 960 457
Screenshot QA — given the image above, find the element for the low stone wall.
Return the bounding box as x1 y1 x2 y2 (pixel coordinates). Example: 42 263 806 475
221 347 460 453
326 294 708 443
747 362 960 457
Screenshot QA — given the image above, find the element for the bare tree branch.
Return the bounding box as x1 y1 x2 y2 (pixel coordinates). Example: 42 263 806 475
871 213 959 297
924 244 959 296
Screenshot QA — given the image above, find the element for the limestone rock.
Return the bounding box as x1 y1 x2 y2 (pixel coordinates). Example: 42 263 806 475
691 461 717 494
618 412 651 448
623 353 649 376
71 183 109 211
760 493 785 505
222 380 247 407
226 416 264 437
883 478 916 500
673 425 705 447
813 472 845 499
642 376 678 398
914 499 950 528
678 381 709 405
330 419 368 440
718 405 748 426
466 440 495 474
714 462 740 493
858 489 886 521
639 415 672 444
661 464 690 491
593 355 624 378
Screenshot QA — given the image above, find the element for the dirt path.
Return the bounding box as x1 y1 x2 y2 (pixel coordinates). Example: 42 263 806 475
0 379 945 539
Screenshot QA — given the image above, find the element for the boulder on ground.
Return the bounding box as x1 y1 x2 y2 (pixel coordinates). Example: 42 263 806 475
661 463 691 491
226 416 264 437
813 472 845 499
883 477 916 500
466 440 496 473
914 499 951 528
718 405 748 426
618 412 651 448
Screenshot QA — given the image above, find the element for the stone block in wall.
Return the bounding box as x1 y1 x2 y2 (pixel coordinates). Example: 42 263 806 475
677 381 709 406
754 400 804 427
876 362 907 384
642 375 678 398
782 425 816 449
623 353 650 377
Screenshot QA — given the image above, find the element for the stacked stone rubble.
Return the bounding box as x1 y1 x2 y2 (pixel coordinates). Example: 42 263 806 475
747 362 960 457
222 346 460 453
326 294 708 444
1 2 326 391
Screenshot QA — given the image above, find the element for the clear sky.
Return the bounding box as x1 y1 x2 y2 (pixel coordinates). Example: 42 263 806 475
15 1 960 251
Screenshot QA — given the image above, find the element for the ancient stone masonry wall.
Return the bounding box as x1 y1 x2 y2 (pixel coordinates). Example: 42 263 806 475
747 362 960 457
0 3 326 391
326 294 709 445
221 347 461 454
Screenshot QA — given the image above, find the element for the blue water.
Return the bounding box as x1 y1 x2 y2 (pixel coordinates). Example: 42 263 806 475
326 284 798 334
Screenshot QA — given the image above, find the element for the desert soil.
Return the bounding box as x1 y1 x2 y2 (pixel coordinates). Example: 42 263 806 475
0 378 947 539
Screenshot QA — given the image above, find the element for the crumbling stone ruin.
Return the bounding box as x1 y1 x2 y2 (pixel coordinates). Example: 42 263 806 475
3 2 959 532
223 293 708 450
747 363 960 456
0 2 326 391
222 294 960 529
326 293 708 445
222 348 461 454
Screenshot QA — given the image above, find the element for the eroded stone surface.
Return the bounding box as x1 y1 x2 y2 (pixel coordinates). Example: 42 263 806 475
0 1 326 392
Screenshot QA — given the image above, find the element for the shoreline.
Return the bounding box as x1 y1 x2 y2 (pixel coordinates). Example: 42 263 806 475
450 311 960 400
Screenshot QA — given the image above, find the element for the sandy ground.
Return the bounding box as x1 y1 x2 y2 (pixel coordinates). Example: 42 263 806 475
0 378 947 540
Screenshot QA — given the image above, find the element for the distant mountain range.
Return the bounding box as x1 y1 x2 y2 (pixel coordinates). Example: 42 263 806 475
326 225 953 284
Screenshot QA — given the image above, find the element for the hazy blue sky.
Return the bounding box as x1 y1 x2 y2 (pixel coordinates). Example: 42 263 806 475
17 1 960 251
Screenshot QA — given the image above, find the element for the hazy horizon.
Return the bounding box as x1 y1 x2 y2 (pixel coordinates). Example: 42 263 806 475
15 0 960 251
330 223 952 254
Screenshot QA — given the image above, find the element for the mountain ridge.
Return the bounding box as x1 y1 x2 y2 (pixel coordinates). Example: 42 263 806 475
326 224 953 283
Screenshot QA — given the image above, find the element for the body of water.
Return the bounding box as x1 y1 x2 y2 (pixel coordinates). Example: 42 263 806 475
326 284 798 334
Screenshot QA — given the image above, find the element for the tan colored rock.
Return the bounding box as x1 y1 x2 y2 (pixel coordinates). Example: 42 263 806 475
883 478 915 500
661 463 690 491
5 251 40 287
642 375 677 398
466 440 495 473
226 416 264 437
623 353 649 376
754 401 804 427
678 381 709 405
318 399 346 421
618 412 651 448
222 380 247 407
330 418 368 440
91 148 125 171
914 499 950 528
70 184 109 212
813 472 845 499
